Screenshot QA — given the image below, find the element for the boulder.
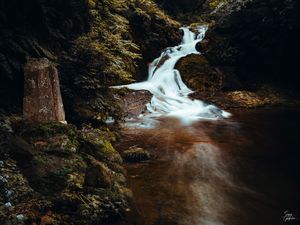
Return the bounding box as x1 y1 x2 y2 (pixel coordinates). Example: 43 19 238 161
176 54 224 92
23 58 66 123
195 40 209 53
80 128 122 164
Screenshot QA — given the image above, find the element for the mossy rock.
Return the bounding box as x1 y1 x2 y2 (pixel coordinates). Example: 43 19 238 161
122 147 150 163
111 87 133 96
80 128 122 164
36 134 77 155
24 153 87 195
8 122 87 195
176 54 223 92
16 122 79 146
12 122 80 158
71 95 124 125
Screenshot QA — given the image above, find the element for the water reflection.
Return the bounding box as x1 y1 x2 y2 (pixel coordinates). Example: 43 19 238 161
114 109 300 225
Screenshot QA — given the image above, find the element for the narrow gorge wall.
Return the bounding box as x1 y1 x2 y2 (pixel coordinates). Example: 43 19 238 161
204 0 300 91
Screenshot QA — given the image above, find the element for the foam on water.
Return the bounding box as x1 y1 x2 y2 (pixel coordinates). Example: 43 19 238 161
114 26 230 124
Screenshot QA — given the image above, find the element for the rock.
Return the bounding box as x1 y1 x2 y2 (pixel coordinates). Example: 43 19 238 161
35 134 77 155
204 0 300 89
5 190 13 197
128 1 181 62
176 54 224 92
195 41 203 52
0 121 130 225
23 58 66 123
84 160 114 188
195 39 209 53
113 89 152 119
4 202 12 208
16 214 25 221
80 128 122 164
8 122 85 195
123 146 150 163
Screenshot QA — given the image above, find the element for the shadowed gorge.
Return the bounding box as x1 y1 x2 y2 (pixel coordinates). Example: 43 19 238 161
0 0 299 224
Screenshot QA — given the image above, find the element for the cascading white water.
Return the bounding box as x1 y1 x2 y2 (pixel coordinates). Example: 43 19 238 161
115 26 230 124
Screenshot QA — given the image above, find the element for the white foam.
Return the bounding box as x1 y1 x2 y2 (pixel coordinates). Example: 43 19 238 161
114 26 230 124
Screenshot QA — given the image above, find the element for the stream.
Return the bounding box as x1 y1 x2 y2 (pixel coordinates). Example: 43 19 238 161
115 25 229 125
112 26 300 225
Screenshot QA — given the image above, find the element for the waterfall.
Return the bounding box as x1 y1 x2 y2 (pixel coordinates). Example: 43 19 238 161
115 26 230 124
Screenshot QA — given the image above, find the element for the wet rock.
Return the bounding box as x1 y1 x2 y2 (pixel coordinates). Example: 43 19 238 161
23 58 65 123
195 41 203 53
189 85 298 109
123 146 151 163
195 39 210 53
113 88 152 119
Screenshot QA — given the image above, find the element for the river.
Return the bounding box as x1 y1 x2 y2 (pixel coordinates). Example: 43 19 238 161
114 108 300 225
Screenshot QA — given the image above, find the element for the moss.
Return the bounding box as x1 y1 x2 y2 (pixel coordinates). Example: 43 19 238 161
208 0 228 9
70 0 143 88
87 0 98 9
110 87 132 96
12 122 79 157
73 101 104 121
17 122 77 140
24 151 88 195
29 167 70 195
80 128 122 164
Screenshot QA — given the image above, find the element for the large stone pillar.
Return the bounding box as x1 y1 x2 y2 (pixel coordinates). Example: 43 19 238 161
23 58 66 123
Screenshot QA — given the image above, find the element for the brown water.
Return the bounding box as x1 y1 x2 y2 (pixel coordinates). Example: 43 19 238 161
114 108 300 225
